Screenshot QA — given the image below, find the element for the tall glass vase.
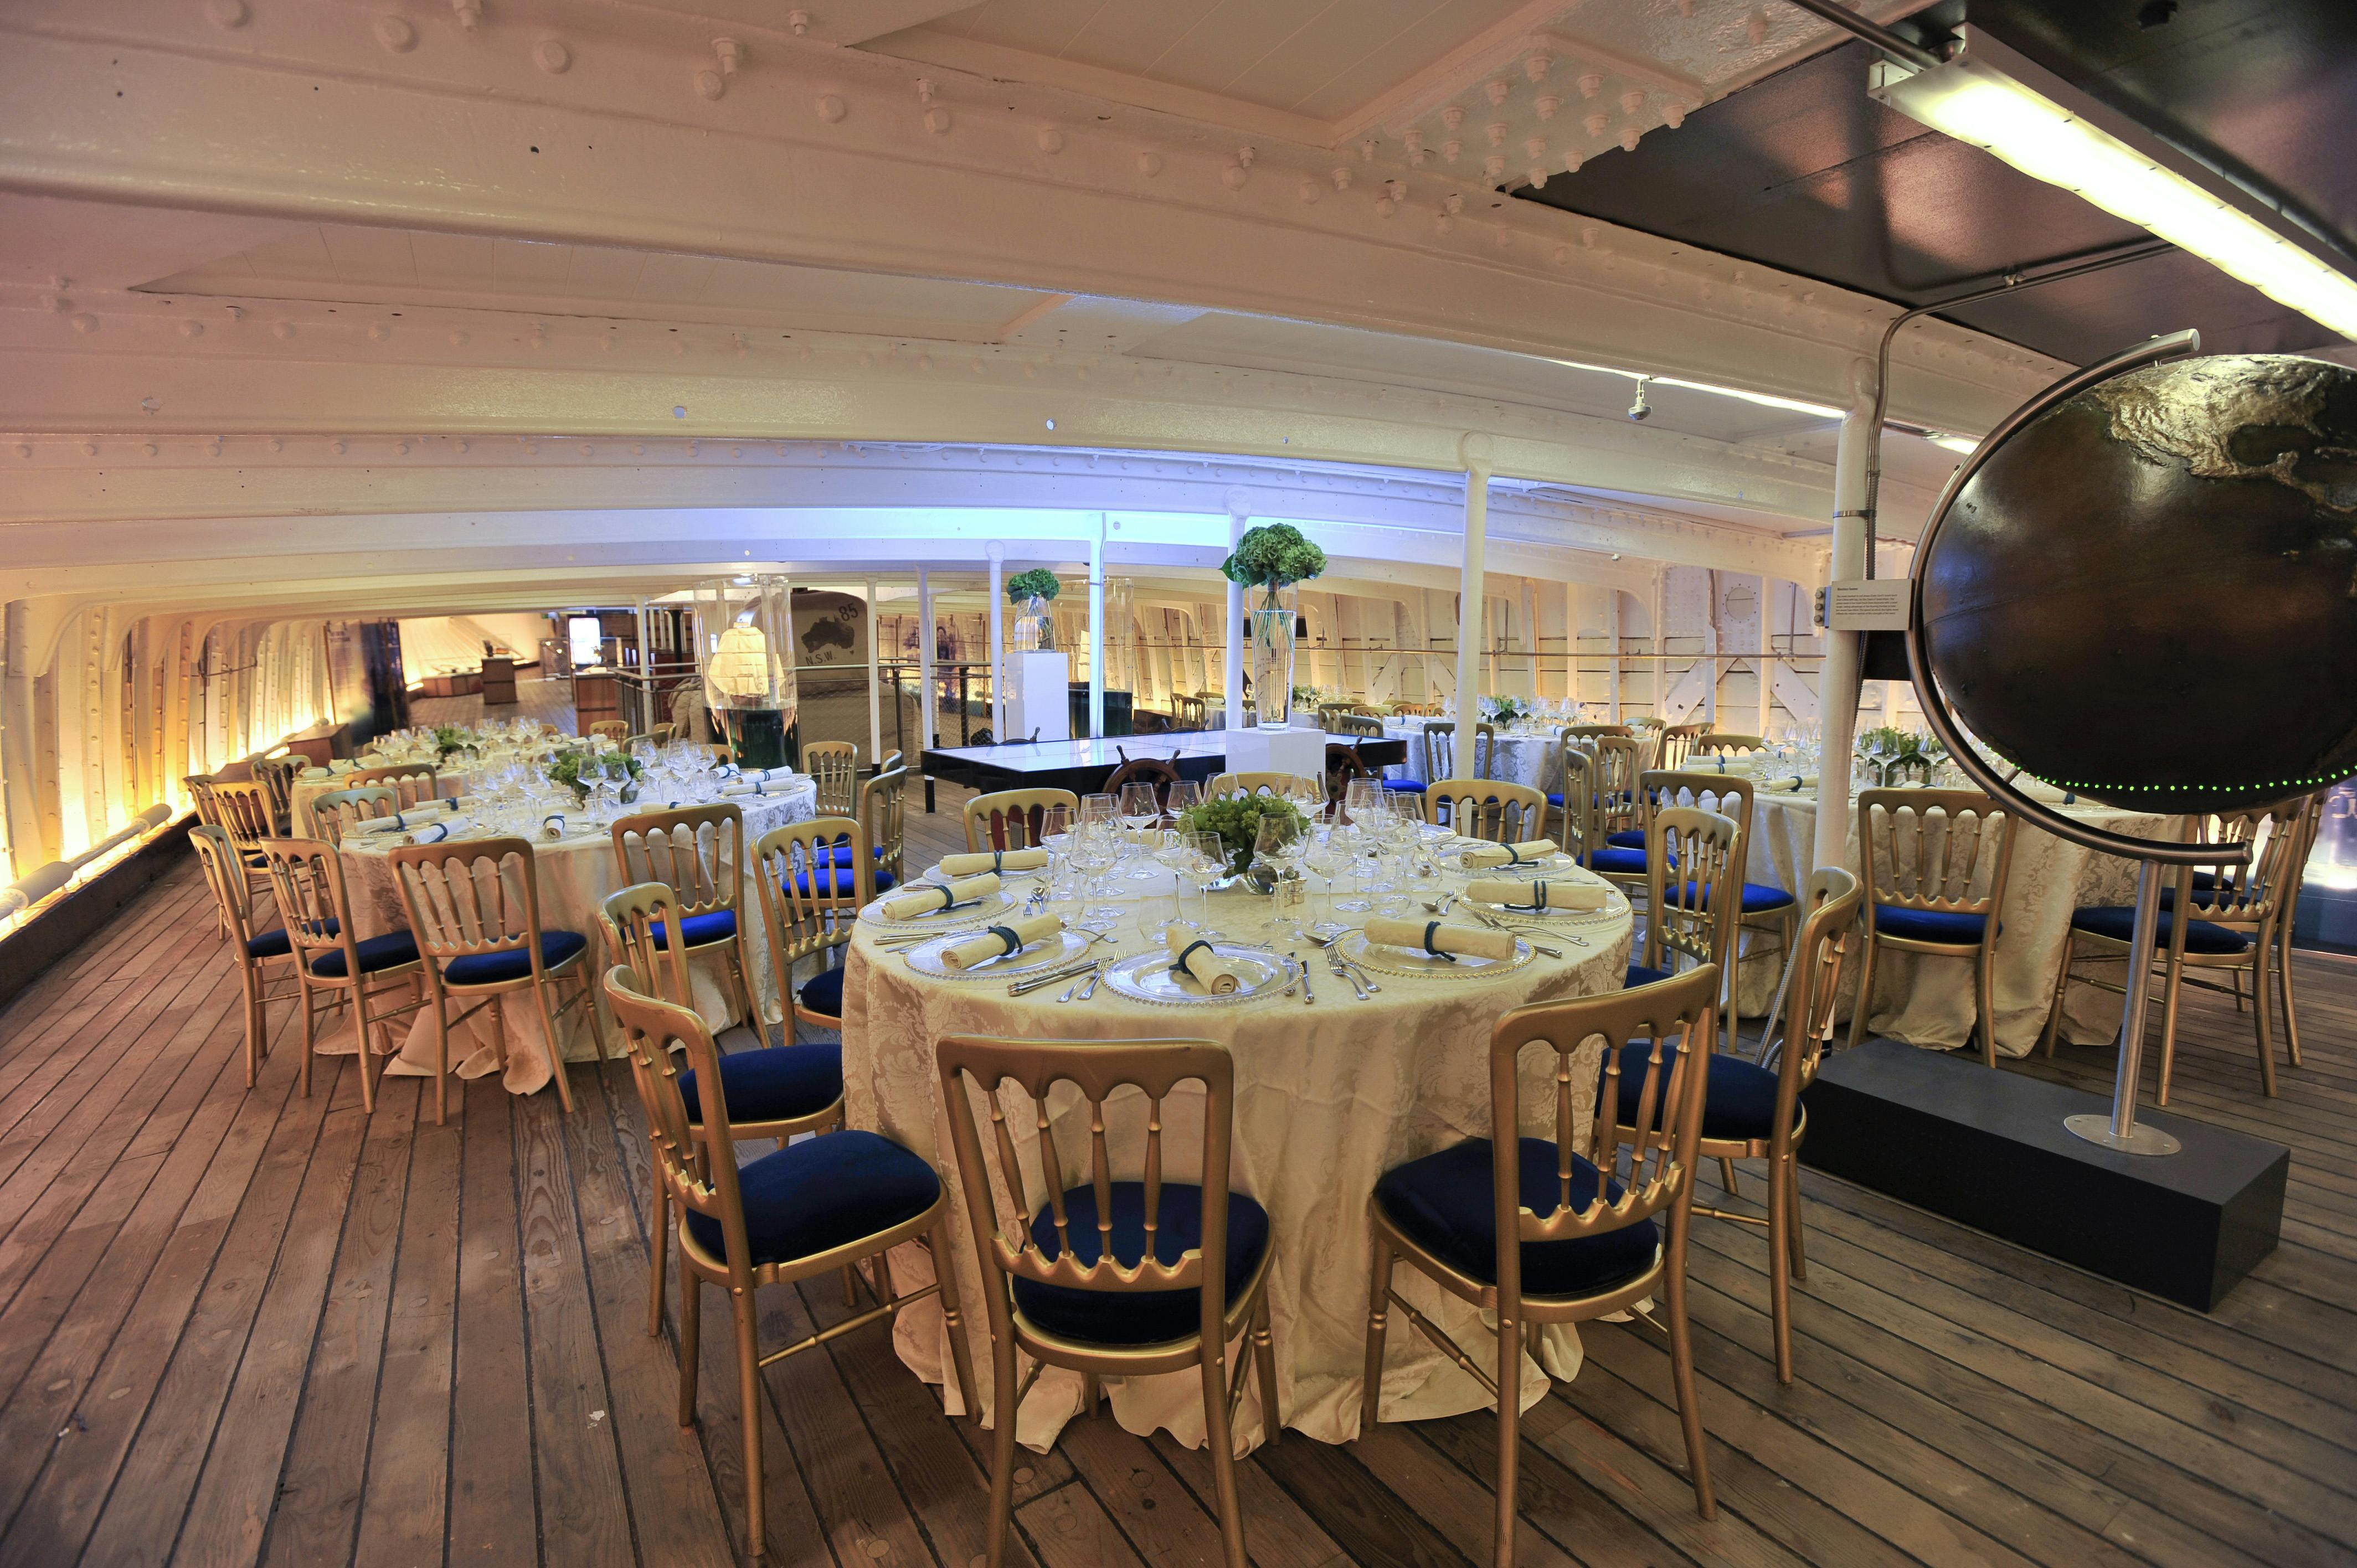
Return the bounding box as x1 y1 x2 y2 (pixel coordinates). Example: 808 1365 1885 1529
1011 595 1055 653
1249 605 1296 728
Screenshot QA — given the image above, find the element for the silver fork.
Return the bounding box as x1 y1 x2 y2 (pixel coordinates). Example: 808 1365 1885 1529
1328 951 1368 1000
1077 963 1109 1000
1292 951 1315 1005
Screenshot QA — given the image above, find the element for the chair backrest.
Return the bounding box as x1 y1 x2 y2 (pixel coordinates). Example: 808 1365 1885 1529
1552 750 1597 865
649 723 677 745
311 786 399 845
805 740 861 816
750 814 868 1012
1426 777 1548 843
1103 755 1185 814
1418 722 1454 783
1170 694 1206 729
1590 736 1643 832
603 964 758 1284
1656 723 1706 772
611 803 747 920
1471 720 1498 780
255 837 375 982
861 765 909 890
253 756 300 828
1330 711 1382 739
211 781 279 852
601 881 693 1005
388 837 553 975
1206 771 1313 801
1645 806 1742 975
589 719 631 744
965 787 1079 852
1694 733 1767 758
1131 710 1174 735
349 764 439 808
936 1033 1236 1345
1488 966 1716 1297
1636 769 1755 849
2179 796 2310 926
1779 867 1862 1108
184 775 224 828
1854 788 2014 922
1392 700 1439 718
1322 744 1373 811
188 826 262 946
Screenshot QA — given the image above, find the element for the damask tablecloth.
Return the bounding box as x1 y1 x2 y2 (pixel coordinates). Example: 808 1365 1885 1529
840 869 1634 1454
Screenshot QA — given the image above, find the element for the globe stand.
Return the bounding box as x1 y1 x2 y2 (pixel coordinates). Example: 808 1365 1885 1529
2060 860 2182 1157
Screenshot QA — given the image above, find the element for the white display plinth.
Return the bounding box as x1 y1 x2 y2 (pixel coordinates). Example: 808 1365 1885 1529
1223 721 1326 780
1003 651 1071 743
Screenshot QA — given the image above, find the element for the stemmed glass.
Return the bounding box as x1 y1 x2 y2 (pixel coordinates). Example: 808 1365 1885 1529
1164 779 1203 824
1254 813 1305 911
1184 830 1229 938
1038 803 1075 899
1067 825 1122 931
1119 782 1163 876
1299 819 1349 937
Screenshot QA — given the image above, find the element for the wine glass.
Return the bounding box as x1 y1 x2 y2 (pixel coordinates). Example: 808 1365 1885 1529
1299 822 1349 937
1343 777 1383 830
1080 793 1118 835
1184 830 1229 937
1164 779 1203 823
1066 829 1122 930
1119 782 1162 876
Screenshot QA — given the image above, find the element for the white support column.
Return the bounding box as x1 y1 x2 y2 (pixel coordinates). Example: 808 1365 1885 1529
917 568 935 764
864 576 884 768
1757 575 1774 737
1088 515 1107 740
987 542 1006 744
1813 366 1877 870
633 597 652 732
1454 434 1492 779
1223 496 1248 731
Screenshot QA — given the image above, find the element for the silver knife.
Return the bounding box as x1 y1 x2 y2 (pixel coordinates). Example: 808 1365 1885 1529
1008 957 1098 996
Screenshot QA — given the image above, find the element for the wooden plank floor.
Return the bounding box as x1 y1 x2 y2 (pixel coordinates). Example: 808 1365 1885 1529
1 781 2353 1567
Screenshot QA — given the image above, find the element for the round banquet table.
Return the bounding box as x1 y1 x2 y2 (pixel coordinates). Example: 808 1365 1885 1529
1740 782 2180 1056
839 863 1635 1455
290 769 466 835
327 782 817 1093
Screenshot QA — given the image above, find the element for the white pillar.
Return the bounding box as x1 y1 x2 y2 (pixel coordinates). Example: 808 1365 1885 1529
987 543 1006 743
1454 434 1492 779
1223 495 1248 731
864 576 884 768
917 567 935 763
1813 367 1877 869
1088 516 1107 740
1757 575 1774 738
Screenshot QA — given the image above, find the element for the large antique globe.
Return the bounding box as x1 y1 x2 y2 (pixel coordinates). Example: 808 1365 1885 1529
1919 353 2357 813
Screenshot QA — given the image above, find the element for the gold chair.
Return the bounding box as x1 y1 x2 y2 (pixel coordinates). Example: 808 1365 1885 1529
388 837 596 1124
1330 711 1383 740
310 786 399 846
188 825 301 1089
2272 791 2327 1067
937 1033 1278 1568
860 763 910 895
1610 868 1860 1385
208 780 282 917
1363 967 1720 1564
805 739 862 817
610 804 758 1030
1626 806 1743 993
1656 722 1706 772
1635 770 1795 1058
1694 732 1767 759
1423 777 1547 841
349 763 440 809
1565 723 1634 744
747 815 872 1036
1171 693 1207 730
1205 770 1315 801
604 966 972 1561
258 838 425 1115
183 773 225 829
1545 749 1599 865
589 719 631 744
650 723 677 745
965 787 1079 852
252 756 301 833
1849 790 2016 1066
2044 799 2305 1100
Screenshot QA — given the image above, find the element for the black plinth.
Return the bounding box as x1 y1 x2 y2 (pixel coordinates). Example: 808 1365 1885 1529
1800 1041 2287 1310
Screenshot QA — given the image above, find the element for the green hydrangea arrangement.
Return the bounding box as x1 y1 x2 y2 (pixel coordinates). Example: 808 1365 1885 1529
545 745 642 804
1005 568 1062 602
1855 725 1942 786
1291 683 1324 711
432 724 472 760
1220 523 1327 610
1482 695 1529 726
1176 794 1310 878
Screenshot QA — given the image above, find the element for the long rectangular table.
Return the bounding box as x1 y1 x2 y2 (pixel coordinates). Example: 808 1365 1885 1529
919 730 1406 806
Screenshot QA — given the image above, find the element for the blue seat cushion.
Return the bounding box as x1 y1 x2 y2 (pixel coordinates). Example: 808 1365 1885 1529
1676 880 1795 914
307 930 421 978
1381 778 1425 792
2070 906 2251 955
791 865 896 897
1584 847 1648 876
1605 828 1645 849
823 842 892 866
679 1043 843 1125
1873 905 1989 944
1625 962 1674 989
1011 1182 1270 1347
441 929 588 986
245 915 335 959
1603 1041 1777 1142
649 909 737 951
1374 1137 1659 1298
684 1129 939 1268
1546 792 1565 807
798 963 846 1020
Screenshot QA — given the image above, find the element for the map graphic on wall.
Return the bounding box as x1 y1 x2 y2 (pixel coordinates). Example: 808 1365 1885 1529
792 589 868 667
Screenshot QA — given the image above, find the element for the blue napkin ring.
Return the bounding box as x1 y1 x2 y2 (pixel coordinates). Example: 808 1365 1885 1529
932 884 958 911
1422 920 1458 963
1171 937 1214 978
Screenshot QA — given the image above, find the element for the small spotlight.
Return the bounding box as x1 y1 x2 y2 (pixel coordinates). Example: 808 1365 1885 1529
1627 378 1652 422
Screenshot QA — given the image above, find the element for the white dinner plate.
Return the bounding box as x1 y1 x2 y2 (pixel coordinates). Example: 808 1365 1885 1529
1339 929 1532 979
1099 945 1296 1006
861 886 1021 927
900 927 1090 979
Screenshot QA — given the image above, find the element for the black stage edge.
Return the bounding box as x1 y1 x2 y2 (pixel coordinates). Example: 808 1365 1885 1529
0 825 193 1014
1801 1041 2287 1311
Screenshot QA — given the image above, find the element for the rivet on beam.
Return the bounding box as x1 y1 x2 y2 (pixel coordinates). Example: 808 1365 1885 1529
375 14 418 52
274 321 295 341
1298 178 1319 204
1136 150 1162 176
70 314 97 334
1535 95 1560 121
816 93 845 122
1330 166 1351 190
81 441 97 457
1620 124 1642 152
1525 53 1553 82
331 440 347 454
13 443 29 458
452 0 482 29
1036 126 1064 154
1485 79 1511 106
394 440 410 454
1440 104 1466 130
268 437 283 451
788 9 811 36
1358 137 1378 162
1486 120 1507 147
1620 89 1647 115
1484 153 1506 179
534 39 572 73
1221 161 1248 189
455 439 469 452
1579 72 1604 98
696 69 725 101
181 319 204 337
205 0 249 28
925 106 950 134
1664 101 1691 128
369 322 391 342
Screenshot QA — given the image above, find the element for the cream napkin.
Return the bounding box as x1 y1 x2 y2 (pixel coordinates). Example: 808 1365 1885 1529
1465 877 1606 912
940 912 1064 971
352 815 405 835
540 813 569 841
937 848 1051 878
1752 772 1817 795
401 817 473 845
327 760 356 774
443 794 481 812
1164 929 1244 994
881 872 1001 920
1363 916 1517 962
718 780 779 798
1457 838 1559 870
301 767 331 780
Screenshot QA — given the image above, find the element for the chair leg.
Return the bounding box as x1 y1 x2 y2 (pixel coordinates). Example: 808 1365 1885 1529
238 964 265 1089
1784 1152 1808 1285
648 1182 669 1338
1494 1299 1524 1568
1976 947 1999 1068
1844 936 1879 1052
733 1286 765 1559
348 986 378 1114
428 983 451 1128
2251 953 2278 1098
2039 936 2073 1056
1199 1334 1249 1568
1250 1288 1280 1449
983 1318 1020 1568
1767 1152 1794 1386
1717 1157 1740 1197
2152 953 2186 1106
930 1219 978 1422
1664 1206 1716 1520
299 979 317 1098
2277 923 2303 1067
1360 1227 1394 1434
531 978 578 1116
676 1253 701 1426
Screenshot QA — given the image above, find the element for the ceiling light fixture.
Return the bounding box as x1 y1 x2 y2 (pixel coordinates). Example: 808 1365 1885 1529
1555 357 1844 421
1871 28 2357 340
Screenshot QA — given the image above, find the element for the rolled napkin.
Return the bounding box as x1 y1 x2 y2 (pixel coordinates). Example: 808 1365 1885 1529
1751 772 1817 795
1465 877 1607 912
747 765 797 783
400 817 473 845
879 872 1001 921
1457 838 1560 870
352 814 406 835
540 813 568 841
1163 929 1245 994
717 777 790 798
937 847 1051 878
939 912 1065 972
2015 776 2078 804
1363 916 1518 963
712 762 742 780
442 794 481 812
327 759 357 774
301 767 331 780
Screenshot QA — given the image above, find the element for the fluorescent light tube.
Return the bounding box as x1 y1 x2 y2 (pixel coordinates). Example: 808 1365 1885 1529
1871 29 2357 341
1551 359 1843 420
1927 434 1978 455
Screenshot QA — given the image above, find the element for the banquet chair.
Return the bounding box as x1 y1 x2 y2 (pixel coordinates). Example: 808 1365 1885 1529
1131 710 1174 735
189 826 301 1089
1206 770 1314 801
1388 721 1453 801
1425 778 1546 842
1627 807 1743 996
184 774 226 829
610 803 758 1030
1656 723 1706 772
1610 869 1859 1385
349 763 439 810
965 787 1080 852
1171 694 1207 730
858 764 910 894
589 719 631 744
388 837 595 1124
749 814 872 1037
649 723 677 745
1693 733 1767 760
937 1033 1277 1568
805 739 862 817
1330 711 1383 740
1363 967 1720 1562
2271 791 2327 1067
252 755 302 833
1635 770 1794 1058
2044 798 2304 1100
258 838 424 1115
1324 744 1375 812
1849 790 2015 1066
309 786 399 846
604 966 971 1561
1392 699 1440 718
1563 723 1634 745
208 780 282 919
606 879 852 1332
1543 750 1598 866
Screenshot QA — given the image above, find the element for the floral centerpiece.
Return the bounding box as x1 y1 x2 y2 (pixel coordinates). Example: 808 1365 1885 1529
1176 794 1310 880
1481 695 1530 728
431 723 474 762
1006 568 1061 653
1855 725 1942 787
545 745 642 806
1220 523 1327 728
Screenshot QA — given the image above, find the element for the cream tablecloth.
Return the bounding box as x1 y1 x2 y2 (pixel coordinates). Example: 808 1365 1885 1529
328 783 817 1093
290 770 465 835
841 864 1635 1455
